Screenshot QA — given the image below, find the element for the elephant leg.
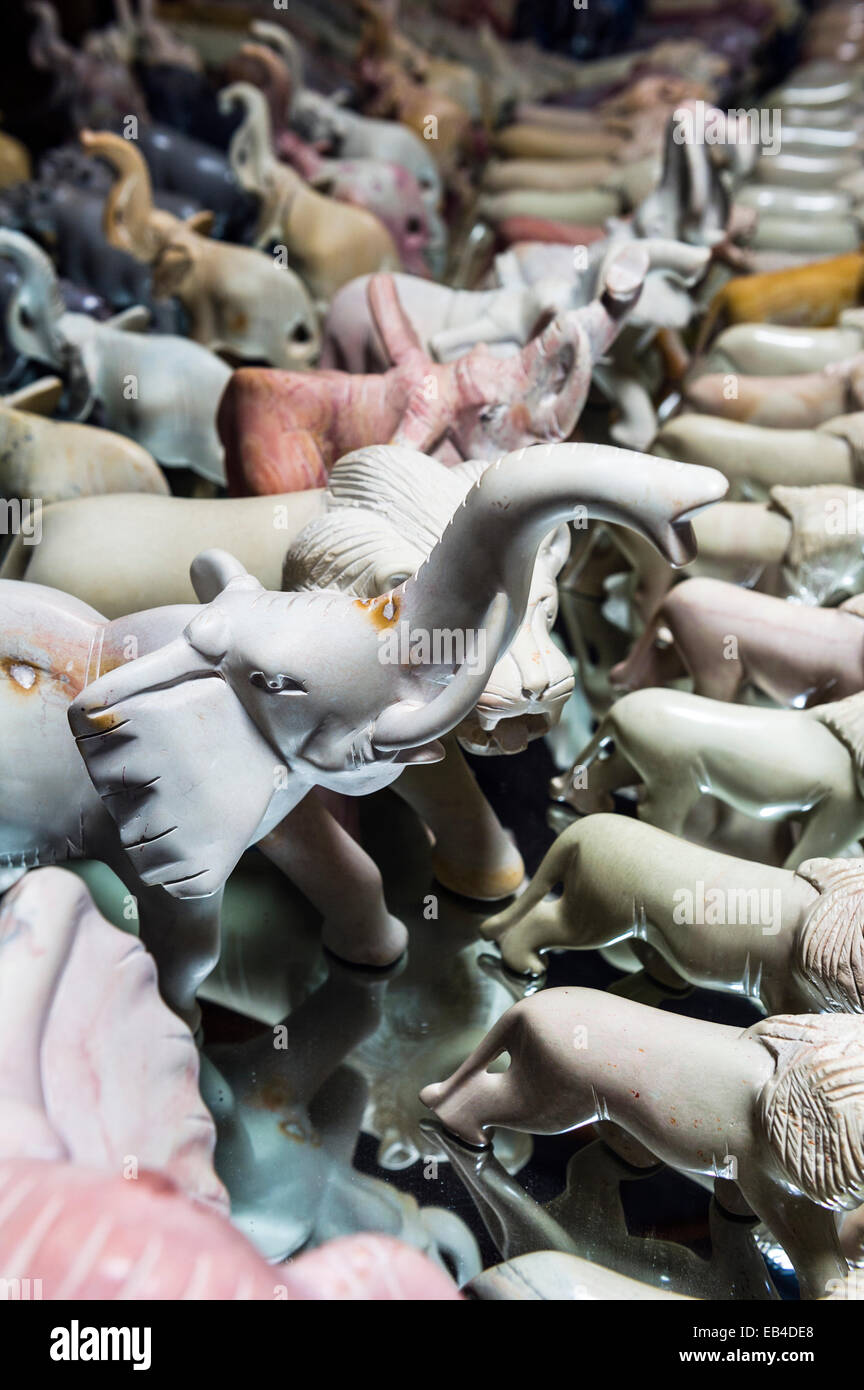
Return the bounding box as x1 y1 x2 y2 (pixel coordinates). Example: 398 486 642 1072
736 1169 848 1300
257 793 408 967
394 737 524 899
135 883 223 1038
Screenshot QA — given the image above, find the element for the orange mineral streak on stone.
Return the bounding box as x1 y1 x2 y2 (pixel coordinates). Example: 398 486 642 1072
355 592 402 630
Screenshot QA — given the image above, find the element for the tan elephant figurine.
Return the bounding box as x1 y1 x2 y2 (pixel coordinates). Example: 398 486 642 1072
551 685 864 868
80 131 320 368
420 990 864 1298
0 376 168 506
612 576 864 702
481 813 864 1013
220 82 400 305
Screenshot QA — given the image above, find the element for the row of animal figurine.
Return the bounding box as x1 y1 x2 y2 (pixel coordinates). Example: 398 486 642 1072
2 0 864 1304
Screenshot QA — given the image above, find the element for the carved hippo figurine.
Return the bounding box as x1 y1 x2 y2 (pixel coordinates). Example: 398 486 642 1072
612 577 864 703
694 312 864 378
482 813 864 1016
420 989 864 1298
696 252 864 350
220 83 399 304
82 131 320 369
552 685 864 868
0 230 231 484
220 249 650 492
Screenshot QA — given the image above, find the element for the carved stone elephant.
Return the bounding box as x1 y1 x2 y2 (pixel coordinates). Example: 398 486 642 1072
278 131 444 279
481 813 864 1016
551 686 864 868
220 249 650 492
0 230 231 483
0 443 725 1029
0 488 324 614
0 375 168 506
250 24 443 215
220 83 399 304
696 252 864 350
83 131 320 369
420 989 863 1297
282 444 574 898
611 577 864 704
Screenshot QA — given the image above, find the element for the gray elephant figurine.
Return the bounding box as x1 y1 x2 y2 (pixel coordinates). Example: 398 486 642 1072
482 813 864 1014
0 442 725 1031
0 229 230 483
421 989 864 1298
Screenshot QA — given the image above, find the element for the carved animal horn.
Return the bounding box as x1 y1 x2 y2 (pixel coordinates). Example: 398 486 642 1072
80 129 162 263
220 82 274 193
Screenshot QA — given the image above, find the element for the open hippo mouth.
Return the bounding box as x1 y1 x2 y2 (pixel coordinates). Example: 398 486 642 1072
458 710 555 756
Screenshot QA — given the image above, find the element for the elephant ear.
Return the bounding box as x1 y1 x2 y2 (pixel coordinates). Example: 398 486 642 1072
68 635 279 899
151 242 194 300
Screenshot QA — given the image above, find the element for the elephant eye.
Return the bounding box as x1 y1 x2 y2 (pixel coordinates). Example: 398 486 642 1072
250 671 307 694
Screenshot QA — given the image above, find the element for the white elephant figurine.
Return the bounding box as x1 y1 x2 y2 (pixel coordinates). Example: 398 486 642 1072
0 230 231 484
551 685 864 868
420 989 864 1297
282 444 574 898
0 442 726 1028
481 813 864 1011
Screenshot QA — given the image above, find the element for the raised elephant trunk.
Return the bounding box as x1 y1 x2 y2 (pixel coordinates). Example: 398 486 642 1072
396 443 728 660
80 129 170 262
250 20 305 104
221 82 278 197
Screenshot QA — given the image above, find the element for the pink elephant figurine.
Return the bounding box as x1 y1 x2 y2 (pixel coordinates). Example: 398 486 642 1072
612 576 864 702
219 250 649 494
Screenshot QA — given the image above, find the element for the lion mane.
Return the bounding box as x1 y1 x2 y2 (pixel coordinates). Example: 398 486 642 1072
795 857 864 1012
807 691 864 800
750 1013 864 1209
